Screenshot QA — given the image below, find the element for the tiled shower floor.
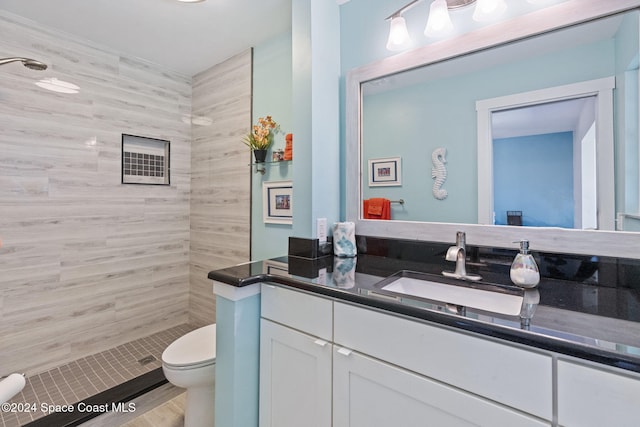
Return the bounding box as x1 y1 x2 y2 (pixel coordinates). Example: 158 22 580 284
1 324 196 427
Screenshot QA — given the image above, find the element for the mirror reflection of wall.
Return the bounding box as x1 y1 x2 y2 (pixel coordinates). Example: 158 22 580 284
493 131 575 228
360 9 639 231
491 97 597 230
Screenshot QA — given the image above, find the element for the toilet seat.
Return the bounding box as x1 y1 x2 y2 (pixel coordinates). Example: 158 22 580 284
162 324 216 369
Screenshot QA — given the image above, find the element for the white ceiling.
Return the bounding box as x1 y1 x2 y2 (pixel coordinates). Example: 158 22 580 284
491 97 595 139
0 0 292 76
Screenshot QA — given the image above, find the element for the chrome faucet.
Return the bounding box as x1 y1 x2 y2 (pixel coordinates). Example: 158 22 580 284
442 231 482 281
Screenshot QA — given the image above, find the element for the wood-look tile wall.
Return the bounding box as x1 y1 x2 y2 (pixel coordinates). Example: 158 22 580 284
0 12 193 375
189 50 252 326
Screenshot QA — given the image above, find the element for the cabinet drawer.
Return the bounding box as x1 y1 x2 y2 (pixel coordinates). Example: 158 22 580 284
261 284 332 340
558 360 640 427
334 302 552 420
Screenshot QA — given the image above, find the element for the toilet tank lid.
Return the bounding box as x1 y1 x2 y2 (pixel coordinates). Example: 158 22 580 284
162 324 216 367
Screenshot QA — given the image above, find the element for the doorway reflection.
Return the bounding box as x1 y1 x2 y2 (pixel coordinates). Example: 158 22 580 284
491 96 597 229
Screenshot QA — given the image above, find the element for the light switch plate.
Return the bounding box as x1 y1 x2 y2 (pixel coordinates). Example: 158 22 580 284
317 218 327 244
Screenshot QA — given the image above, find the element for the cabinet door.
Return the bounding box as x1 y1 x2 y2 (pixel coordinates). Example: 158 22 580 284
558 360 640 427
333 347 549 427
259 319 332 427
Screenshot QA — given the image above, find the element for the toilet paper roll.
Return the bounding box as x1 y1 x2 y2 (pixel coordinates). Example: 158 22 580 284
0 373 26 404
332 222 357 258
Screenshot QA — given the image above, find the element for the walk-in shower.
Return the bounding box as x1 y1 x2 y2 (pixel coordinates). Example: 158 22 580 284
0 57 47 70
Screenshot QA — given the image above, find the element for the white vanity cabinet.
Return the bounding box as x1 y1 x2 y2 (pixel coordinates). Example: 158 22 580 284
557 359 640 427
259 284 590 427
259 284 333 427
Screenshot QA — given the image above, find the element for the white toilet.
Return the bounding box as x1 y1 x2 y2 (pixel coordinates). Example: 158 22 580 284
162 324 216 427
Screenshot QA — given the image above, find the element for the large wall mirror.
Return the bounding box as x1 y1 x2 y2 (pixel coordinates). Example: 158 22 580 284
346 0 640 257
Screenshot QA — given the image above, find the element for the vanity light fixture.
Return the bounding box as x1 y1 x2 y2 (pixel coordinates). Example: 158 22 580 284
424 0 454 38
176 0 206 3
386 0 514 50
386 0 421 51
386 15 413 51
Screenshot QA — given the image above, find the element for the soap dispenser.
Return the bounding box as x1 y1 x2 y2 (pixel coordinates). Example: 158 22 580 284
510 240 540 288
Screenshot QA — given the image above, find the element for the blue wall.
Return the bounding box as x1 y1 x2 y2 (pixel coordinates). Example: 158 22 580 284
361 39 613 223
251 0 341 258
251 32 293 260
493 132 574 228
291 0 341 238
615 11 640 216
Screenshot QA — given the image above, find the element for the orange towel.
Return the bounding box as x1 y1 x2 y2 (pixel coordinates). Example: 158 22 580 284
363 198 391 220
368 198 384 216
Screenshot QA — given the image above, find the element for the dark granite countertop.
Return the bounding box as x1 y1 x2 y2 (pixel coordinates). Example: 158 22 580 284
208 237 640 374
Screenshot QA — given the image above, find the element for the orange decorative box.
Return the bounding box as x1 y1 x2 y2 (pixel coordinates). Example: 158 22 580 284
284 133 293 161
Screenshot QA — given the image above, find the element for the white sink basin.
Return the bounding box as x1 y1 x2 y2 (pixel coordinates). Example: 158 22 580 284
381 275 524 316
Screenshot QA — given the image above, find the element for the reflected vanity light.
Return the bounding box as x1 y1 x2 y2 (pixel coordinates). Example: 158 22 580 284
386 0 514 50
35 77 80 94
472 0 507 22
191 116 213 126
181 114 213 126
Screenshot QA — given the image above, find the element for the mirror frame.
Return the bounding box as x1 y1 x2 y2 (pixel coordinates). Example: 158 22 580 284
346 0 640 258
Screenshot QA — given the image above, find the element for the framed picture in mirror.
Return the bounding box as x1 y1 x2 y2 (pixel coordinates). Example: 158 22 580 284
368 157 402 187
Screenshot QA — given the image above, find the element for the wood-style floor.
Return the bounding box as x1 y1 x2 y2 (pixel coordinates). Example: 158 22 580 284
79 383 186 427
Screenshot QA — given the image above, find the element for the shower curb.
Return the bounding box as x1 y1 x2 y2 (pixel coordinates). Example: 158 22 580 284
22 368 167 427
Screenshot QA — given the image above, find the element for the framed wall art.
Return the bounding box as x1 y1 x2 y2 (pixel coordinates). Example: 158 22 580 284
368 156 402 186
263 181 293 224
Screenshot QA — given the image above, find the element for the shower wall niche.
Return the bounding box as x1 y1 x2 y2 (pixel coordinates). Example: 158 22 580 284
122 134 171 186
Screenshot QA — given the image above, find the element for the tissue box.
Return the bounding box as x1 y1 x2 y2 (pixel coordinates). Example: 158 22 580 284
288 237 333 259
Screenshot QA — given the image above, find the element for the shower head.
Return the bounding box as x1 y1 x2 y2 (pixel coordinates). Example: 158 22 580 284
22 59 48 71
0 57 48 71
